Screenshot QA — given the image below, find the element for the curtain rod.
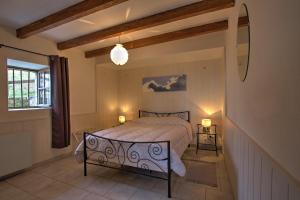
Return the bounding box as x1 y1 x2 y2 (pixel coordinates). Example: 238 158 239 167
0 44 50 58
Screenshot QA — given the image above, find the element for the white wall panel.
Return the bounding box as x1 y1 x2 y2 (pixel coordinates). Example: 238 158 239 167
253 148 262 200
247 143 254 200
272 169 289 200
261 158 272 200
243 140 249 200
224 118 300 200
290 184 300 200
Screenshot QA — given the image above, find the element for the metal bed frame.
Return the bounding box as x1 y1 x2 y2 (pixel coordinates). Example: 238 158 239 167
83 110 190 198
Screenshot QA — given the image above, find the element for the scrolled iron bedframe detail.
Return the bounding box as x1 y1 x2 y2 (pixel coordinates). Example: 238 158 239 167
83 133 171 197
83 110 190 198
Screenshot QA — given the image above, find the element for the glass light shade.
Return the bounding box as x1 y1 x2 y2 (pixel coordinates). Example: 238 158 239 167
119 115 126 124
110 44 128 65
202 119 212 127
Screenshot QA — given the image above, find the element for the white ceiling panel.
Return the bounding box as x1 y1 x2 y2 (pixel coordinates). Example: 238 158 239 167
40 0 202 42
79 8 231 51
0 0 82 28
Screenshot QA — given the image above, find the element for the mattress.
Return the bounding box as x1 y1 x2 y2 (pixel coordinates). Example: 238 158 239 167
75 116 193 176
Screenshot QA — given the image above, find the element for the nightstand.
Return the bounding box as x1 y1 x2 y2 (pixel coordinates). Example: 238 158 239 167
196 124 218 156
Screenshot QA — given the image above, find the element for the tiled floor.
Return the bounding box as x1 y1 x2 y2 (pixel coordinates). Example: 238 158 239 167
0 149 233 200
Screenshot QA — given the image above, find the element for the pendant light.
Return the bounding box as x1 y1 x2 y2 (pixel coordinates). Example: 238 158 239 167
110 36 128 66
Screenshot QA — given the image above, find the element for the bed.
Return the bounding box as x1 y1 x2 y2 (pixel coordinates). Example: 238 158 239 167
75 110 192 198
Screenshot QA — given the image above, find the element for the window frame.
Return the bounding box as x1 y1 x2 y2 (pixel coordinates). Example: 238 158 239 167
7 65 51 110
37 69 51 106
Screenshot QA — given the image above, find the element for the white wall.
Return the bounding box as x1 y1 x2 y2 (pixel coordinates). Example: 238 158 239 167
0 26 97 165
118 59 225 132
96 66 119 129
223 0 300 198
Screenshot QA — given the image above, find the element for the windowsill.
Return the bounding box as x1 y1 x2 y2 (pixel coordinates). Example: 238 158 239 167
8 107 52 112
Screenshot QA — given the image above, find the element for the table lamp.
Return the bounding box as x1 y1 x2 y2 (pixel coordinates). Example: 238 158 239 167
201 119 211 133
119 115 126 124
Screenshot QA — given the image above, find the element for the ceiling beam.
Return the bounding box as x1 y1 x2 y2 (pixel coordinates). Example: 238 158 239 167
238 16 250 27
85 20 228 58
58 0 235 50
16 0 129 38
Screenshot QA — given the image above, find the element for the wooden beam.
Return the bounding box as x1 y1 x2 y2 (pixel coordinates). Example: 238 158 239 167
16 0 129 38
238 16 249 27
58 0 234 50
85 20 228 58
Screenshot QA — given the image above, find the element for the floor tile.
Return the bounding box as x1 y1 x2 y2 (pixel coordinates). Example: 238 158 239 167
54 187 89 200
6 172 54 193
105 183 138 200
205 188 234 200
83 193 109 200
127 174 158 190
52 168 83 184
84 177 116 196
129 188 164 200
34 181 72 200
111 171 137 184
69 176 97 189
1 149 233 200
173 181 206 200
151 178 176 195
32 164 68 178
0 183 37 200
6 172 40 187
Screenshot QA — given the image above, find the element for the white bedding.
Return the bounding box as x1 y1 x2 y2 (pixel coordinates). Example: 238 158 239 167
75 117 192 176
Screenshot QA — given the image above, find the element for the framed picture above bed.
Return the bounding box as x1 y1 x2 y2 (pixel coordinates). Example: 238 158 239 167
142 74 187 92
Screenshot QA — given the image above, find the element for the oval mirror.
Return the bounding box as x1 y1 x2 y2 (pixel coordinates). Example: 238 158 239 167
237 4 250 81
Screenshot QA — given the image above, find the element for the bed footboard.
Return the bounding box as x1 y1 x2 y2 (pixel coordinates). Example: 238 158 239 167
83 132 172 198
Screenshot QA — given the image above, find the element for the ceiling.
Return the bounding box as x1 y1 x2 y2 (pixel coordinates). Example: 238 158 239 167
0 0 232 52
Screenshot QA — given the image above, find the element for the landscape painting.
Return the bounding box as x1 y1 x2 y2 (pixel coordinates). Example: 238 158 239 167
142 74 187 92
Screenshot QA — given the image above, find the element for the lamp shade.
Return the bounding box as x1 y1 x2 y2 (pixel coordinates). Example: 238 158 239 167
110 44 128 65
201 119 211 127
119 115 126 124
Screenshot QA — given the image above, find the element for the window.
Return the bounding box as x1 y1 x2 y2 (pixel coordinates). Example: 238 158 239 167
7 59 51 109
38 71 51 106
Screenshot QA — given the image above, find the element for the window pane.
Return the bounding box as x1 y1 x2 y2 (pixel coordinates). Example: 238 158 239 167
29 72 37 106
22 71 29 107
39 72 44 88
8 83 14 108
38 89 44 105
45 72 50 88
8 69 14 108
14 70 22 108
8 69 13 82
44 72 51 105
45 89 51 105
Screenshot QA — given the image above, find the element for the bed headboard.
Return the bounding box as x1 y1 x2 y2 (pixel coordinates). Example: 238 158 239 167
138 110 190 122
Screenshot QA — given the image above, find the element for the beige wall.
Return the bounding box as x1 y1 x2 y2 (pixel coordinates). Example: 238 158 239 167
116 59 225 138
96 66 119 129
0 26 97 164
224 0 300 193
